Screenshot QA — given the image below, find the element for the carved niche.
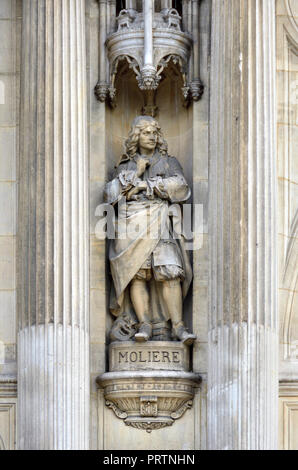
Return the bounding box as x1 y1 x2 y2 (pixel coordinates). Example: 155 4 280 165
96 113 201 431
95 1 203 431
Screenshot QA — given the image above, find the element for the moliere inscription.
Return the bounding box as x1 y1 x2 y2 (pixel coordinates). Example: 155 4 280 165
109 341 190 372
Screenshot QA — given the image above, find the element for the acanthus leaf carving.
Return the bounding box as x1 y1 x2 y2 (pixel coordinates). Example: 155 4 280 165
106 400 128 419
97 370 201 432
170 399 193 419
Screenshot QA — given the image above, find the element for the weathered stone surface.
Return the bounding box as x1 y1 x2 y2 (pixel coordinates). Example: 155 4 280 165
276 0 298 446
0 374 17 450
109 341 190 372
0 0 287 451
97 370 201 434
208 0 278 450
0 291 16 344
17 0 89 450
0 237 15 290
276 1 298 399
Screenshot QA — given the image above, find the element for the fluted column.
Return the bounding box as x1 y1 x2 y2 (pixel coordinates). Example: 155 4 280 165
17 0 89 449
208 0 278 449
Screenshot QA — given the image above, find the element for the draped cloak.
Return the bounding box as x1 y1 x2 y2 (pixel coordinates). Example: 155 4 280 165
104 151 192 324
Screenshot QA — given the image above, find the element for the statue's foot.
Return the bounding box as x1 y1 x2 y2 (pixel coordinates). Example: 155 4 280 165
180 332 197 346
173 323 197 346
134 322 152 342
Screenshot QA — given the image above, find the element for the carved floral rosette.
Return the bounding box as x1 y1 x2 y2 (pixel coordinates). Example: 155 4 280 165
97 370 201 432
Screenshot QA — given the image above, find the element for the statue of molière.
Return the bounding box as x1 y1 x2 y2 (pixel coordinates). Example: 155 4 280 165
104 116 196 346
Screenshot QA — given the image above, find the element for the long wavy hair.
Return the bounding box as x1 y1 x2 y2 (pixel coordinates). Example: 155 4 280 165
117 116 168 166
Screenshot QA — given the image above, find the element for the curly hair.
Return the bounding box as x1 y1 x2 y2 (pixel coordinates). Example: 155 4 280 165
124 116 168 159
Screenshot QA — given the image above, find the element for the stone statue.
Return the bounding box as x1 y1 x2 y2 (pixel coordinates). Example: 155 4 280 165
104 116 196 345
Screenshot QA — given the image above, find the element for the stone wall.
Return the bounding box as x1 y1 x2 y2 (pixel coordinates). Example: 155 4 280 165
0 0 295 450
0 0 21 450
0 0 20 377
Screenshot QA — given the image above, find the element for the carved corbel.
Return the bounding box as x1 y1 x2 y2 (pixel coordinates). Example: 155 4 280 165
94 81 109 103
97 355 201 432
189 77 204 101
137 65 162 91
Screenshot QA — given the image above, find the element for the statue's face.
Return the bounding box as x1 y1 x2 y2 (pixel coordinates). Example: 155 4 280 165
138 124 158 152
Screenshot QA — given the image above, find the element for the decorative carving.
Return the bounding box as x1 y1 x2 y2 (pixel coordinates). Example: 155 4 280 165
125 419 172 433
161 8 182 31
107 54 141 107
106 400 128 419
140 396 158 417
94 81 109 102
110 313 137 342
106 400 127 419
104 381 195 394
137 64 162 90
189 78 204 102
95 3 204 106
171 399 193 419
97 371 201 432
116 9 137 31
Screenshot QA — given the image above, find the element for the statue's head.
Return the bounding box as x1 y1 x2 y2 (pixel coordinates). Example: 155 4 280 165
124 116 168 158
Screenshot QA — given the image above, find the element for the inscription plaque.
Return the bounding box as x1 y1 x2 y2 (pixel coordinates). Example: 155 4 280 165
109 341 190 372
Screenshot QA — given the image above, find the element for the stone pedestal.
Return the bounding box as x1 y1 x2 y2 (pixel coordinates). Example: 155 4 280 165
109 341 190 372
97 341 200 433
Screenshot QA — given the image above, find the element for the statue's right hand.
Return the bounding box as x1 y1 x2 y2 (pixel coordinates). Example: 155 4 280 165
136 157 150 177
126 180 147 200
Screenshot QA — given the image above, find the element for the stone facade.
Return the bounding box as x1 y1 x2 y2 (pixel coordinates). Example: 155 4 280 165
0 0 296 450
0 0 20 450
276 0 298 450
